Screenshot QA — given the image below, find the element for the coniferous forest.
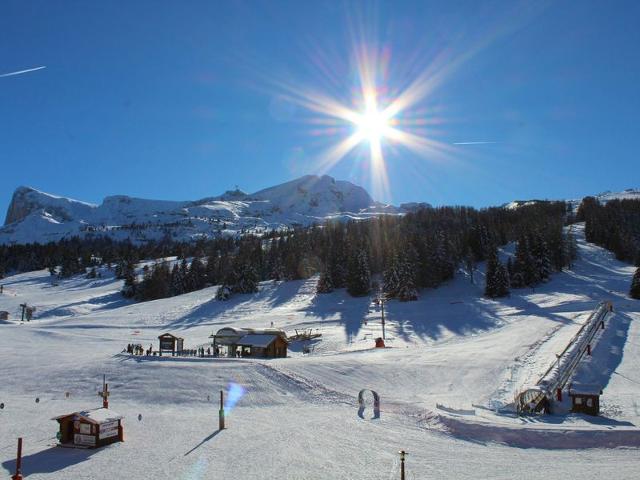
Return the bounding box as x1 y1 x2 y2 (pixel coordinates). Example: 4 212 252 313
0 200 579 303
577 197 640 265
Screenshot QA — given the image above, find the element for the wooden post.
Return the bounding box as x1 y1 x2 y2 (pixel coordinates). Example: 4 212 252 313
381 297 386 340
399 450 407 480
219 390 225 430
98 375 110 409
12 437 23 480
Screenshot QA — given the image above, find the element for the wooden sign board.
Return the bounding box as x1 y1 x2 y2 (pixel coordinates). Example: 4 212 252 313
74 434 96 446
99 421 119 440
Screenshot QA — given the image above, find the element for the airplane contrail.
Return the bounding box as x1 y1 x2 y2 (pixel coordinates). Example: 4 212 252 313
452 141 497 145
0 65 47 78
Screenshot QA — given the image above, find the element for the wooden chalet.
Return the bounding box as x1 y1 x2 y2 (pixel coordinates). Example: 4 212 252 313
210 327 288 358
158 332 184 356
569 383 602 416
52 408 123 448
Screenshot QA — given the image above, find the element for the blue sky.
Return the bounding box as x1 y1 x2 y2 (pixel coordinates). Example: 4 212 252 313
1 0 639 215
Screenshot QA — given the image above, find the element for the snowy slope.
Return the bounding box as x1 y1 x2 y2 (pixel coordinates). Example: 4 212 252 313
0 175 401 245
1 223 639 478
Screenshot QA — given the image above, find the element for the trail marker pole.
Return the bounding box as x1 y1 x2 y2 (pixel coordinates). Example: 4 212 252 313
98 375 110 408
219 390 225 430
19 303 27 322
399 450 407 480
381 297 386 340
12 437 23 480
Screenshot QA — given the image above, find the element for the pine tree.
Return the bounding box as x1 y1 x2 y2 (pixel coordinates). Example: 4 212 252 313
347 248 371 297
383 253 402 298
384 250 418 301
216 284 232 300
121 260 138 298
233 263 259 294
187 257 206 291
170 263 184 296
532 236 552 282
86 267 97 279
485 248 509 298
316 269 334 293
511 236 537 287
630 267 640 300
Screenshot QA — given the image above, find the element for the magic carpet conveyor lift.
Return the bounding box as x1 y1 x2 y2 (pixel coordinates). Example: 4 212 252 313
515 301 612 415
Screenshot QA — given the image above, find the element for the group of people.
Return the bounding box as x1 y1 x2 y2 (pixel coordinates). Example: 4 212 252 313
123 343 219 357
125 343 151 355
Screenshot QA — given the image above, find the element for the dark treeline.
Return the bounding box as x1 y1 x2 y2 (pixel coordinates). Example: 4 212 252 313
0 201 576 302
577 197 640 265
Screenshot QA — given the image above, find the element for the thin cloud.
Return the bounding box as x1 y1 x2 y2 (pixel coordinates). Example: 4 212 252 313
452 141 497 145
0 66 47 78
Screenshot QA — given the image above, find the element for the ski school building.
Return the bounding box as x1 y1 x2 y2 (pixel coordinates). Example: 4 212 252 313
209 327 288 358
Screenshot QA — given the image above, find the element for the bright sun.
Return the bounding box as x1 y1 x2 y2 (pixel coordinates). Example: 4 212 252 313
354 108 392 144
352 93 393 145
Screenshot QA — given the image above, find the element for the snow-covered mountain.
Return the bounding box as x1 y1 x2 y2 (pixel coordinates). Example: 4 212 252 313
1 175 401 245
504 188 640 212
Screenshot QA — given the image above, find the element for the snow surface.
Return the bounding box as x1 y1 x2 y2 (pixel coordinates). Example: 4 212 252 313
1 224 639 478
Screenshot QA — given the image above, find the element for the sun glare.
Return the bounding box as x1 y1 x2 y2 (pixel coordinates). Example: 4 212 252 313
354 105 392 145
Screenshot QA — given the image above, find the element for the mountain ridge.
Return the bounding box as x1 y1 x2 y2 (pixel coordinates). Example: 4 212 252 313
1 175 401 245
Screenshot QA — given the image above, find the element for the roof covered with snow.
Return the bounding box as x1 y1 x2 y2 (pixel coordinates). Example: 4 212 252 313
52 407 123 424
236 334 280 348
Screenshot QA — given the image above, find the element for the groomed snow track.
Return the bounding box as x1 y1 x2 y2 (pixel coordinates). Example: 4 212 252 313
516 301 613 414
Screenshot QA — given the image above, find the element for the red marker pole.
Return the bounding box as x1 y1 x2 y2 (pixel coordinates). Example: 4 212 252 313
12 437 23 480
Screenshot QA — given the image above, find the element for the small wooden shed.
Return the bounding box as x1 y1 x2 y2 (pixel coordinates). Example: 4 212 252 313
210 327 288 358
569 383 602 416
52 408 123 448
237 333 288 358
158 333 184 356
0 311 9 321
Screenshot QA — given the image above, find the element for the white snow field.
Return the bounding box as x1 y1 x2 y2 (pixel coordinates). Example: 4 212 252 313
1 224 639 479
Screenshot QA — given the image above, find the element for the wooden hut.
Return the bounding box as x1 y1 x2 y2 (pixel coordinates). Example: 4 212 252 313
569 383 602 416
158 333 184 356
210 327 288 358
52 408 123 448
0 311 9 321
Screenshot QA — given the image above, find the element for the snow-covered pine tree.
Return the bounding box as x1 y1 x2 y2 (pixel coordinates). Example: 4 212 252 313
564 230 578 268
316 269 334 293
494 262 510 297
484 247 509 298
532 236 552 282
383 253 401 298
630 267 640 300
512 236 537 287
396 255 419 302
385 249 418 301
347 248 371 297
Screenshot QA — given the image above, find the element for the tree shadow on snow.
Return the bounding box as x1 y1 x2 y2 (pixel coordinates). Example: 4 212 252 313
2 446 100 476
306 289 372 340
